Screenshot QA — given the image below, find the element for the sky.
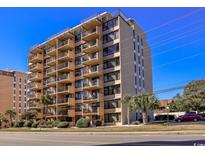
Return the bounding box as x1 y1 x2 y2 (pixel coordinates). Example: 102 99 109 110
0 7 205 99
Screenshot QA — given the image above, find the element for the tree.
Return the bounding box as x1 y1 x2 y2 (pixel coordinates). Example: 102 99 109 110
121 95 134 125
5 110 16 127
40 94 53 119
131 93 159 124
171 80 205 113
21 110 37 121
0 114 9 128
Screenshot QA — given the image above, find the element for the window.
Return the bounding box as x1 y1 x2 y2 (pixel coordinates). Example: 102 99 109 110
19 78 21 83
19 84 21 89
24 79 27 84
75 104 82 112
14 77 16 82
104 99 121 109
141 38 143 46
75 92 82 100
102 17 118 31
19 90 21 95
104 84 120 96
75 80 82 88
137 35 140 42
19 103 21 107
133 30 136 38
142 59 144 67
19 109 21 113
104 113 121 123
19 97 21 101
75 56 81 65
75 45 81 54
103 30 119 44
104 71 120 82
103 57 120 69
75 68 82 77
75 33 81 43
13 83 16 88
103 43 119 57
138 56 141 65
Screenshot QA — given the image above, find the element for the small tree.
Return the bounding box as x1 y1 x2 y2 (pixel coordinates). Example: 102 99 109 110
121 95 133 125
21 110 37 121
5 110 16 127
39 94 53 120
131 93 159 124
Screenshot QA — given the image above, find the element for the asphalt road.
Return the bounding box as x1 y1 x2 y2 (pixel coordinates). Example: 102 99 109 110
0 132 205 146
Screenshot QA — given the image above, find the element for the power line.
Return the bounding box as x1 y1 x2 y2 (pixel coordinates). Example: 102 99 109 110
148 18 205 41
143 8 204 34
150 24 205 48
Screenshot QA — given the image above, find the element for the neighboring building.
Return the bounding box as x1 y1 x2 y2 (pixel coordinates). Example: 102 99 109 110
28 11 153 125
0 70 28 121
155 99 173 114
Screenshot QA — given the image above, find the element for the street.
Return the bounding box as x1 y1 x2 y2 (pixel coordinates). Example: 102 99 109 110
0 132 205 146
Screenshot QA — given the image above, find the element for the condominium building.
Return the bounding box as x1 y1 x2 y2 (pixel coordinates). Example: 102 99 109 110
28 11 153 126
0 70 28 121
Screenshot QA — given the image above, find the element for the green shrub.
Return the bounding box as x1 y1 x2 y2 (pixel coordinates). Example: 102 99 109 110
46 120 53 125
57 122 69 128
14 121 24 128
23 121 33 128
94 120 102 127
52 120 60 127
131 121 141 125
32 121 40 128
76 118 90 128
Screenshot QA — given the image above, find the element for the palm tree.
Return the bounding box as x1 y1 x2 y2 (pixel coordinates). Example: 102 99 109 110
132 93 159 124
40 94 53 120
121 95 133 125
5 110 16 127
0 114 9 128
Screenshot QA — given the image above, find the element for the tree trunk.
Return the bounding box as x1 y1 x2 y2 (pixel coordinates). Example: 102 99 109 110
127 106 130 125
142 111 148 125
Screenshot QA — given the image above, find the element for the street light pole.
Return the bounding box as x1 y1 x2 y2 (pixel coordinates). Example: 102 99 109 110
166 106 170 125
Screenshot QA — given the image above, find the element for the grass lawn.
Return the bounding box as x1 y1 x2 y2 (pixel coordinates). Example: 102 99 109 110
1 123 205 132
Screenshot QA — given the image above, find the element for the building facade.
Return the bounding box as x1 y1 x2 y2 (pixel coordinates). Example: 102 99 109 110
0 70 28 121
28 12 153 125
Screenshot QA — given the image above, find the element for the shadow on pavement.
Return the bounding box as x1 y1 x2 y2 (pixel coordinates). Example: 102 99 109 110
98 140 205 146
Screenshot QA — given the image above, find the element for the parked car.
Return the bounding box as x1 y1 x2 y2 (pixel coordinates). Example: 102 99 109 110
175 112 202 122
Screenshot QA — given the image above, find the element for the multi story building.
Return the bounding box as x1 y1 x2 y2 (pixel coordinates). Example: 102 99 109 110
0 70 28 121
28 11 153 126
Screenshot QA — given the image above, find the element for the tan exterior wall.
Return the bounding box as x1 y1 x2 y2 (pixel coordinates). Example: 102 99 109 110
0 70 28 122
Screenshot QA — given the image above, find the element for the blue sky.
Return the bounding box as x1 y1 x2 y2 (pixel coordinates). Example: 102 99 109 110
0 7 205 99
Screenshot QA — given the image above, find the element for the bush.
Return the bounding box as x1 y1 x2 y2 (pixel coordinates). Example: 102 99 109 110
57 122 69 128
76 118 90 128
39 120 46 125
131 121 141 125
94 120 102 127
23 121 33 128
14 121 24 128
32 121 40 128
52 120 60 127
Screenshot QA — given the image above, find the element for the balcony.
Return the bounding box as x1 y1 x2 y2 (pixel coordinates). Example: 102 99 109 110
28 82 42 91
29 63 43 72
57 98 74 106
57 74 73 83
45 77 56 86
82 26 101 42
57 62 74 72
58 50 74 61
58 39 75 50
28 101 40 109
83 66 102 78
46 57 56 66
29 53 43 63
82 39 101 53
46 46 56 56
45 88 56 95
29 73 43 81
83 107 100 115
57 86 74 94
82 52 100 65
28 92 42 100
83 80 102 90
83 93 99 103
81 17 101 30
46 67 56 76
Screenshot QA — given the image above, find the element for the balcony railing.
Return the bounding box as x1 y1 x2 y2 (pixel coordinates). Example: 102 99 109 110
57 86 72 93
82 27 97 37
57 62 70 70
57 98 69 104
58 39 74 49
46 46 56 53
58 74 68 81
83 107 99 114
82 40 97 50
46 67 56 74
29 73 42 79
83 93 99 101
46 57 56 64
30 53 43 61
46 77 56 85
